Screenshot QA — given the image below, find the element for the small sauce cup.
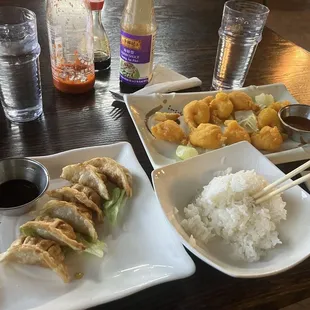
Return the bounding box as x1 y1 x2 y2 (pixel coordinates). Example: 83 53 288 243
0 158 49 216
279 104 310 144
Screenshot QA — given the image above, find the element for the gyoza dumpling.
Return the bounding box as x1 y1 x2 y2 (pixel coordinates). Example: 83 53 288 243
84 157 132 197
60 163 109 200
47 187 104 223
20 216 86 251
41 200 98 241
71 184 101 207
0 236 69 283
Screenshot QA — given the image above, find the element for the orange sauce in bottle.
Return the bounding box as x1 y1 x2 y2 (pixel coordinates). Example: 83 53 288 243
52 53 95 94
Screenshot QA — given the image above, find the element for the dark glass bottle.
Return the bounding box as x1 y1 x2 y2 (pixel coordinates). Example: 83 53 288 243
90 0 111 72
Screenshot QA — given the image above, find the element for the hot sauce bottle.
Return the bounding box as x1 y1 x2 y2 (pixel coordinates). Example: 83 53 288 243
46 0 95 94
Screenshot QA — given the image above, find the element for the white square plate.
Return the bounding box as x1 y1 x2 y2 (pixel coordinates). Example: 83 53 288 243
125 83 310 169
0 142 195 310
152 141 310 278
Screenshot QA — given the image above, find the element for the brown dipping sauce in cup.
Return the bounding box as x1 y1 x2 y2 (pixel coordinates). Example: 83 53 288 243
283 116 310 131
0 179 39 208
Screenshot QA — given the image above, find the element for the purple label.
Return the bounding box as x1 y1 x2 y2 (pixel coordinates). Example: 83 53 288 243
120 31 152 64
120 30 153 86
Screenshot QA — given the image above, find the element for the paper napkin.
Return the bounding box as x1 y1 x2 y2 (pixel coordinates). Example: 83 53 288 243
133 64 202 95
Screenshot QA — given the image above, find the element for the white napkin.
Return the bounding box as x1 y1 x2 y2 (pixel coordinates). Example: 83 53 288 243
133 64 202 95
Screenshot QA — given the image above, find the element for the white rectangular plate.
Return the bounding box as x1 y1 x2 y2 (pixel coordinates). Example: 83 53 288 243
125 83 310 169
0 142 195 310
152 142 310 278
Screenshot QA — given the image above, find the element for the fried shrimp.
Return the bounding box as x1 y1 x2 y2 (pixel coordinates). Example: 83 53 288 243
189 123 226 149
154 112 180 122
251 126 283 152
201 96 214 105
209 92 234 124
151 120 187 145
257 108 282 131
223 120 251 145
269 100 290 112
183 99 210 130
228 91 259 111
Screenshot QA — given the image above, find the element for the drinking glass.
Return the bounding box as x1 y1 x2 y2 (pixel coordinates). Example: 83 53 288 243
0 7 42 122
212 0 269 90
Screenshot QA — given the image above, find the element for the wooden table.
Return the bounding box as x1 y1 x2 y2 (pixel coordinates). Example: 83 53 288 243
1 0 310 309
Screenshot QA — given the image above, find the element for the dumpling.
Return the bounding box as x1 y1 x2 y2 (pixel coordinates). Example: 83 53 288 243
47 187 104 223
84 157 132 197
60 163 109 200
0 236 69 283
71 184 101 207
41 200 98 241
20 216 86 251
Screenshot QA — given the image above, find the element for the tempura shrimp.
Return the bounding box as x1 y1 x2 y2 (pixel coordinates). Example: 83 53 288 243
257 108 282 131
189 123 226 149
209 92 234 124
251 126 283 152
269 100 290 112
183 99 210 130
154 112 180 122
223 120 251 145
151 120 187 145
228 91 259 111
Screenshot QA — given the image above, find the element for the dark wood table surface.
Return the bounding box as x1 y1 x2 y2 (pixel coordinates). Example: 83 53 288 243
1 0 310 309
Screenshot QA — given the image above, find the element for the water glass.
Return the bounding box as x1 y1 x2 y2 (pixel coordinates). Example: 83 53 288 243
0 7 42 122
212 0 269 90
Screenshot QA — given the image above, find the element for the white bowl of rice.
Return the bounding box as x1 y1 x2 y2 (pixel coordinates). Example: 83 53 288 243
152 141 310 278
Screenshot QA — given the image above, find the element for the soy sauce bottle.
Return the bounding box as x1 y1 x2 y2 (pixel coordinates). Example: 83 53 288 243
119 0 157 93
90 0 111 71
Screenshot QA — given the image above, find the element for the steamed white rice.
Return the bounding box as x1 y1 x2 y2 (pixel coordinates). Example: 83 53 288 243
181 168 287 262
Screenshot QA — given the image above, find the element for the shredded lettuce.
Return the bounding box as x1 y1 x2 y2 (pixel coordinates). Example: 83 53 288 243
235 111 259 133
104 187 121 210
255 93 274 110
104 188 127 225
76 233 105 258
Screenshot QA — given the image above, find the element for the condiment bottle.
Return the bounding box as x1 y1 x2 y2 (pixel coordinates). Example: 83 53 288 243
120 0 157 92
46 0 95 94
89 0 111 71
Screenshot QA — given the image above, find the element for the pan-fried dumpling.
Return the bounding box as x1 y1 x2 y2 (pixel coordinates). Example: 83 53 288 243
60 163 110 200
0 236 70 283
71 184 101 207
84 157 132 197
20 216 86 251
47 187 104 223
41 200 98 241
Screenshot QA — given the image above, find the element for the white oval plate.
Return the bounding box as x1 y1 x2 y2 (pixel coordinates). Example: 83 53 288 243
152 141 310 278
125 83 310 169
0 142 195 310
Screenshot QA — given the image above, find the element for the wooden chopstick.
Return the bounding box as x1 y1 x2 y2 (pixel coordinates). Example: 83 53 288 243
253 159 310 200
255 172 310 204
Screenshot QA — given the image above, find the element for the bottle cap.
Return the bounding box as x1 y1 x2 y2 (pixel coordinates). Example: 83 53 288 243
89 0 104 10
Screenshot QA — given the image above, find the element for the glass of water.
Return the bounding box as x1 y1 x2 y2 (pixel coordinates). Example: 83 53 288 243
0 7 42 122
212 0 269 90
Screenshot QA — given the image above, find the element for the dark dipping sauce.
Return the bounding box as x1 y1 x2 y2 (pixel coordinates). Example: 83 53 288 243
0 179 39 208
283 116 310 131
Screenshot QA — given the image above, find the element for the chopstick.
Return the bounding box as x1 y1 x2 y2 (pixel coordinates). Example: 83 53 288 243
255 172 310 204
253 159 310 200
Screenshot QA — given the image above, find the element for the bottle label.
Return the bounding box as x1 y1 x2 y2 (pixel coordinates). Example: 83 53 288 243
120 30 154 86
